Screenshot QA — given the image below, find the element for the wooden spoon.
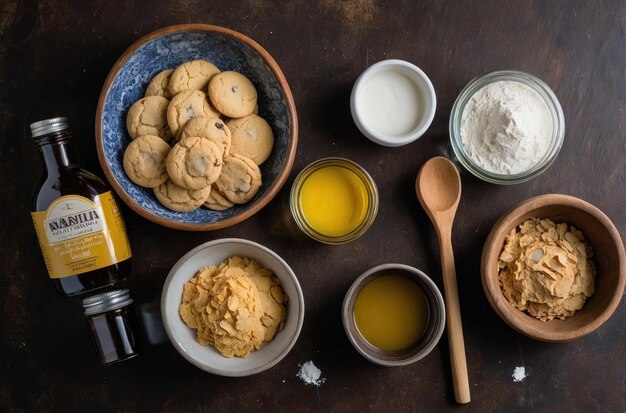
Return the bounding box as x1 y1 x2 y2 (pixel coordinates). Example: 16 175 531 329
416 156 470 404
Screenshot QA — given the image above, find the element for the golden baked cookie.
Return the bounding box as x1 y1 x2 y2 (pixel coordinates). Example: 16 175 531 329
203 185 235 211
145 69 175 99
214 154 262 204
179 116 231 157
166 89 220 137
122 135 171 188
153 179 211 212
166 136 223 190
227 114 274 165
126 96 173 142
168 59 221 96
207 71 257 118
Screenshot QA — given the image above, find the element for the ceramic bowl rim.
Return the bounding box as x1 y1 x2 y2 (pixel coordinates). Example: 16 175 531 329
95 23 298 231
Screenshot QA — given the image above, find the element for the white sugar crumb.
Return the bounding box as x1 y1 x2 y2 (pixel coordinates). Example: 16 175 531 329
513 366 527 382
297 361 325 387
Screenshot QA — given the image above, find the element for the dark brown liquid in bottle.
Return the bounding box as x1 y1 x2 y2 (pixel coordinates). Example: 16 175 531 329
32 127 131 297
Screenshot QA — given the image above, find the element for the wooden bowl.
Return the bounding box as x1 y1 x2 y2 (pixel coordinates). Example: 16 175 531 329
96 24 298 231
481 194 625 342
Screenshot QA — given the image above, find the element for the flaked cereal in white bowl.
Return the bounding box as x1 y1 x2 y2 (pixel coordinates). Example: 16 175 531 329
161 238 304 376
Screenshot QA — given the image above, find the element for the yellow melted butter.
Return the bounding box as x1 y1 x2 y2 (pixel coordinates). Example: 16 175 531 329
300 165 368 237
354 275 428 351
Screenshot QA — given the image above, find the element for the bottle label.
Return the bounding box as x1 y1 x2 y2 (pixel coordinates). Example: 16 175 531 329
31 191 132 279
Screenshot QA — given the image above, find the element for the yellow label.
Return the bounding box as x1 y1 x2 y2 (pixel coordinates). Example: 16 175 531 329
31 191 132 279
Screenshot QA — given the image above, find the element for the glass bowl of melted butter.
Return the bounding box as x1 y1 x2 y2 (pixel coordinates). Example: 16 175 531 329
342 263 446 366
290 157 379 244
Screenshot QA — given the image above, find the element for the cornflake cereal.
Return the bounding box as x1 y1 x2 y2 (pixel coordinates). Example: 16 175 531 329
498 218 596 321
179 255 287 358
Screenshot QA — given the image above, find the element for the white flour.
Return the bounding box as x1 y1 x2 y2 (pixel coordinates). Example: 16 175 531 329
297 361 325 386
460 80 552 174
513 366 527 382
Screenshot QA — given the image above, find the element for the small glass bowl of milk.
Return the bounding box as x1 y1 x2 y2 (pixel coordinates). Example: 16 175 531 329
351 59 436 147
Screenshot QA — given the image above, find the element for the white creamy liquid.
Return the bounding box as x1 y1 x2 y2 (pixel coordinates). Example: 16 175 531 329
358 70 423 136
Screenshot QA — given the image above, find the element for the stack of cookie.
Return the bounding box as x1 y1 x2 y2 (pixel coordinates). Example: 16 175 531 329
122 59 274 213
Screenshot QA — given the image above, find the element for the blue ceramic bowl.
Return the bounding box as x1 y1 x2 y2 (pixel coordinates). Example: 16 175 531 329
96 24 298 231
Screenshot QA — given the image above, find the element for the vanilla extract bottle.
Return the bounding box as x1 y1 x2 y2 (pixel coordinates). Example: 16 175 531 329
30 117 132 297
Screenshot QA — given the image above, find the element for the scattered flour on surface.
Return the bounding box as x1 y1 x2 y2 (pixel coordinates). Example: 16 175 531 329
513 366 527 382
297 361 326 386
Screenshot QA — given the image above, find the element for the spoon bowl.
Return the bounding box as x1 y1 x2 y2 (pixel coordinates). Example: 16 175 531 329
416 156 461 214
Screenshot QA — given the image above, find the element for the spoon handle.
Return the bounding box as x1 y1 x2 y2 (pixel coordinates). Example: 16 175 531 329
439 231 471 404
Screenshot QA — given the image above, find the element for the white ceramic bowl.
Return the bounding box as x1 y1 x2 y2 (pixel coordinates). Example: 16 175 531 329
161 238 304 376
350 59 436 147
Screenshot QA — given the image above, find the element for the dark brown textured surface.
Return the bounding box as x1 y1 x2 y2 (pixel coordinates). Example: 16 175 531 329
1 1 625 411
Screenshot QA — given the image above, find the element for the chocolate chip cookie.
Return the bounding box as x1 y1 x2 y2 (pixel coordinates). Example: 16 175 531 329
207 71 257 118
166 136 223 190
